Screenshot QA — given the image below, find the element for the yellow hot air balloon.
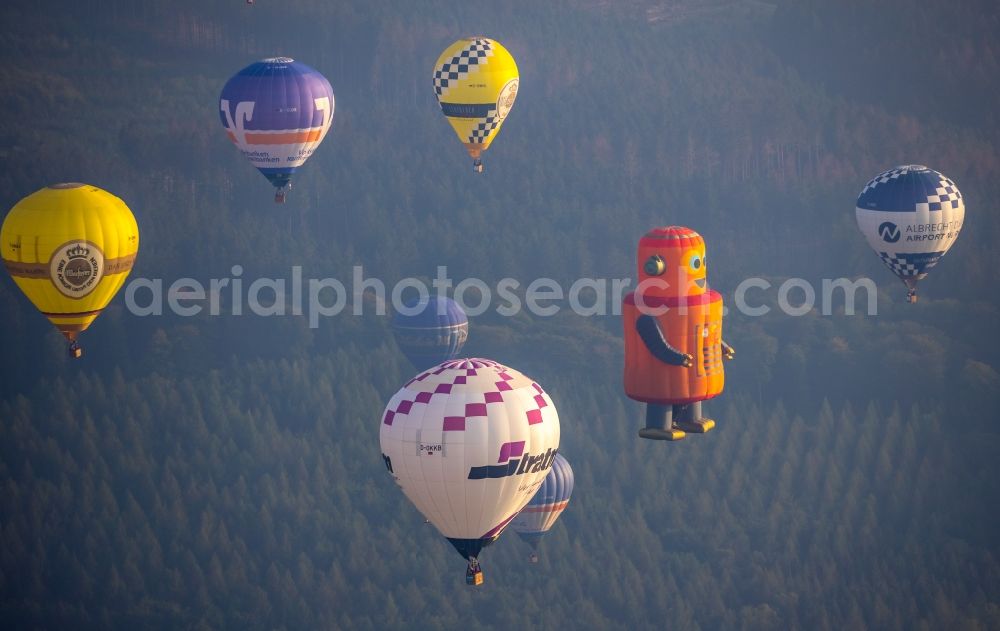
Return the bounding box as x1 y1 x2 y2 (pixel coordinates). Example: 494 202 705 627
1 183 139 358
432 37 519 172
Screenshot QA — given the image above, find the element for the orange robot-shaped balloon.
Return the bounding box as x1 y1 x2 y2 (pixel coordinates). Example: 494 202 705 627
622 226 735 441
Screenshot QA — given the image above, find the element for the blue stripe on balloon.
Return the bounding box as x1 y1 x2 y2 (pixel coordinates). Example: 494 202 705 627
439 102 496 118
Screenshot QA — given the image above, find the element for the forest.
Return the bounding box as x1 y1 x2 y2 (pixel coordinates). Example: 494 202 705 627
0 0 998 628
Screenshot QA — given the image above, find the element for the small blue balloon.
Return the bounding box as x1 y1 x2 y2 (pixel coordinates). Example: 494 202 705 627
392 296 469 371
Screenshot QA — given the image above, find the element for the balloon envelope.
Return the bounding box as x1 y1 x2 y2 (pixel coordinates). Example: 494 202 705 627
1 183 139 351
856 165 964 297
510 453 574 550
379 358 560 562
432 37 519 165
220 57 334 196
392 296 469 371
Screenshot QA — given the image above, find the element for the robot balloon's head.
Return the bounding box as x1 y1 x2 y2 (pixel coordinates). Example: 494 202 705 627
636 226 708 298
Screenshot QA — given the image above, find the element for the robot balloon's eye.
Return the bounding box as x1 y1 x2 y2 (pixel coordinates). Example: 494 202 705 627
690 255 703 271
644 255 666 276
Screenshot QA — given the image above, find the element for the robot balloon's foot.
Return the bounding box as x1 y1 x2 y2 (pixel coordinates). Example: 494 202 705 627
675 418 716 433
639 427 686 441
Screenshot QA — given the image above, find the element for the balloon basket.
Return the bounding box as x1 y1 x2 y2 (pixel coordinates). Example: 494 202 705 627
466 570 484 586
465 559 484 586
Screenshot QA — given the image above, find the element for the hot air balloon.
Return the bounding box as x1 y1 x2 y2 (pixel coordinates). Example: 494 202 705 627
623 226 735 441
856 165 965 303
392 296 469 371
379 358 560 585
432 37 519 173
1 184 139 358
220 57 334 203
510 452 573 563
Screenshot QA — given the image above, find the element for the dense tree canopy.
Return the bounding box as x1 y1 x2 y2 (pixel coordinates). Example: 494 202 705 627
0 0 997 628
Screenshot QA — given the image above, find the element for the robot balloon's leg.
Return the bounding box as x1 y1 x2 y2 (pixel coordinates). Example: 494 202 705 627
638 403 685 441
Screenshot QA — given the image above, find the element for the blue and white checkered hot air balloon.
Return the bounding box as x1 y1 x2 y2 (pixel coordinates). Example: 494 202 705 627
220 57 335 203
856 165 965 303
510 452 573 563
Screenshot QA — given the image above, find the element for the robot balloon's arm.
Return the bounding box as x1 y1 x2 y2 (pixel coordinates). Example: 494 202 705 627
636 315 691 367
721 339 735 360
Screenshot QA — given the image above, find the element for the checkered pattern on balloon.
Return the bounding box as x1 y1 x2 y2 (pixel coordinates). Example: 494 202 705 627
861 166 963 281
433 40 502 145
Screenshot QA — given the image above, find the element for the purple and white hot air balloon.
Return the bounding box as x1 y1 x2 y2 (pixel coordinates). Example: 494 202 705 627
219 57 334 203
379 358 561 586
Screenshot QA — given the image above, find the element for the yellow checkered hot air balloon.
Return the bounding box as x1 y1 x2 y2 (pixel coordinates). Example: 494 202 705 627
432 37 519 173
1 184 139 358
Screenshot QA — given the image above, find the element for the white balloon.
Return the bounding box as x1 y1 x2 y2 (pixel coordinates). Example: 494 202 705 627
379 358 560 561
856 165 965 298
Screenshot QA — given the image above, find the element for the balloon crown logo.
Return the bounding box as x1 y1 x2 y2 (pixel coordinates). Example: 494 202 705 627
878 221 901 243
66 244 91 259
50 240 104 297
